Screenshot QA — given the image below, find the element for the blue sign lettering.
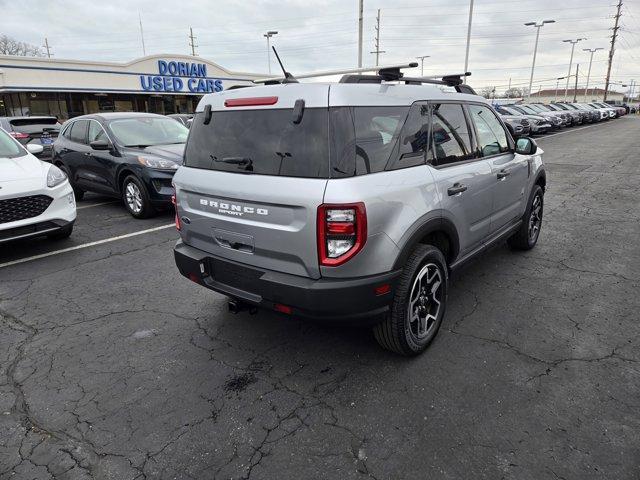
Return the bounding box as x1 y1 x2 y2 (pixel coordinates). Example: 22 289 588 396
140 60 223 94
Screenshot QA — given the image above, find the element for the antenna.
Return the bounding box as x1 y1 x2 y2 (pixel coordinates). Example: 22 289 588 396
271 47 298 83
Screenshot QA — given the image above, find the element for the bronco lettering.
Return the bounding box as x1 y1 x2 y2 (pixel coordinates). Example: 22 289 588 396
199 198 268 215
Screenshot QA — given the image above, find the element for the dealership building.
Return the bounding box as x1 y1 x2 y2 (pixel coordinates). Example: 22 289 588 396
0 54 262 119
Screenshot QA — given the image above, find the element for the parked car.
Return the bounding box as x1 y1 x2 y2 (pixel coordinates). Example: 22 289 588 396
578 103 608 121
167 113 194 128
590 102 618 118
545 103 581 125
53 112 189 218
531 104 573 126
603 101 627 116
172 74 546 355
0 127 76 243
567 103 601 123
0 116 62 161
499 114 531 138
495 105 552 134
552 103 590 124
524 104 567 128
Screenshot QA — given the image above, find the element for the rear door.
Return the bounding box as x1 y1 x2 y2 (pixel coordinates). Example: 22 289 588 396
467 103 529 233
426 102 494 257
173 85 330 279
64 120 93 189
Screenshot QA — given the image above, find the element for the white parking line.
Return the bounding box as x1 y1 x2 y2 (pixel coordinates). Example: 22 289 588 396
0 224 175 269
76 201 118 210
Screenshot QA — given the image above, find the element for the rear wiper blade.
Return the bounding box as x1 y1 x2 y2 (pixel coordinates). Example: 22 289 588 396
211 156 254 171
125 144 152 148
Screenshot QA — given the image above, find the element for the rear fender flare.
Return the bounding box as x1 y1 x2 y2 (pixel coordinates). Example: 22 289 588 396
392 216 460 270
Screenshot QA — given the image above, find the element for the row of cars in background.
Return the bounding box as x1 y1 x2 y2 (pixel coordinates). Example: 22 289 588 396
496 101 628 137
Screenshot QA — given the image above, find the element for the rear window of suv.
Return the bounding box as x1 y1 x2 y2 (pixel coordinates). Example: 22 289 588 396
185 108 330 178
185 106 410 178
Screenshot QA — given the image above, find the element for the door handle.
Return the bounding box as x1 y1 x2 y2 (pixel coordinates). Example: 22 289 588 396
497 169 511 180
447 183 468 196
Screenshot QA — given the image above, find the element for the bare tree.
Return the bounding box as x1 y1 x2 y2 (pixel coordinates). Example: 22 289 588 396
479 86 496 99
0 34 44 57
504 87 524 98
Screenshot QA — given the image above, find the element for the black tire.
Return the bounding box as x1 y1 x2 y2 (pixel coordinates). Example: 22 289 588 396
121 175 155 219
373 244 448 356
57 164 84 201
508 184 544 251
47 224 73 240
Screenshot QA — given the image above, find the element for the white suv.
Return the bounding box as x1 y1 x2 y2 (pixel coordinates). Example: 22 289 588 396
0 128 76 243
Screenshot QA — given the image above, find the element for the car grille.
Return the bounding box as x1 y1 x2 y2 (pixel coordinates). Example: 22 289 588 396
0 195 53 224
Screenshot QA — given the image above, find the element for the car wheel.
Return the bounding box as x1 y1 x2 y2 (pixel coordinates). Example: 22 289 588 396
47 224 73 240
122 175 155 219
57 164 84 201
508 185 544 251
373 244 448 356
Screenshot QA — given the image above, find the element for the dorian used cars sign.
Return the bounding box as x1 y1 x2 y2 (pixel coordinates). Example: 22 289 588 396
140 60 223 93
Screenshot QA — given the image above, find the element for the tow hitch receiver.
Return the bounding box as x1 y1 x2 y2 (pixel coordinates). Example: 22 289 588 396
228 299 257 315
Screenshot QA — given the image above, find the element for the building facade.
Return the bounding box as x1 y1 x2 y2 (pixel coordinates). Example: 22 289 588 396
525 88 626 104
0 54 261 120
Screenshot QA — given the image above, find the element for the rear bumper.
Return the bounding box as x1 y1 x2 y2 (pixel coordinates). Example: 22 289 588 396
174 240 400 324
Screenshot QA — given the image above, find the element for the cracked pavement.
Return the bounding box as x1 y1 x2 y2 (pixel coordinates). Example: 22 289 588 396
1 117 639 479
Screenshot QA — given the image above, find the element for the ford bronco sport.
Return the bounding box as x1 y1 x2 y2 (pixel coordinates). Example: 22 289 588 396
172 63 546 356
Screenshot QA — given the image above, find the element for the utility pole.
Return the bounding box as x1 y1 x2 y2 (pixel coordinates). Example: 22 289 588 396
563 38 585 101
370 9 385 66
138 12 146 56
42 38 52 58
525 20 555 101
555 77 565 101
604 0 622 101
573 63 579 102
357 0 363 68
583 47 603 101
188 27 198 56
463 0 474 83
416 55 430 76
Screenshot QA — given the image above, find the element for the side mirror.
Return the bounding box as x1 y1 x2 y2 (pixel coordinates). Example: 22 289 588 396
26 144 44 155
515 137 538 155
90 139 112 151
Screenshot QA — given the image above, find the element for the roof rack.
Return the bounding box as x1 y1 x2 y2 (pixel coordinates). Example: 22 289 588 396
253 63 476 94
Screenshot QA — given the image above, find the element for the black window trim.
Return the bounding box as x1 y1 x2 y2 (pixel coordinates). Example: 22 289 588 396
426 100 483 170
465 102 515 161
87 118 114 145
384 100 430 172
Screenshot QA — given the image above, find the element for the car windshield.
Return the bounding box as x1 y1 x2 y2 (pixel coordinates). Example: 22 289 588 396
502 106 523 115
518 105 538 114
108 117 189 147
0 129 25 159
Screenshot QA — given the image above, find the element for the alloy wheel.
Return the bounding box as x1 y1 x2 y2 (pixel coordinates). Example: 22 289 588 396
407 263 443 339
125 181 143 214
528 193 543 242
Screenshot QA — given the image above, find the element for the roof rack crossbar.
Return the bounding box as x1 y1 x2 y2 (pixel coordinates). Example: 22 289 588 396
253 62 419 84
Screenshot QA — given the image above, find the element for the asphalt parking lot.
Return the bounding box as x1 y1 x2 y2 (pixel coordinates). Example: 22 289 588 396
1 117 639 480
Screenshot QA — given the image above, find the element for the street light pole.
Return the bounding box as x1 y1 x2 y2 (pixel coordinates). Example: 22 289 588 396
563 38 585 101
264 31 278 74
555 77 565 102
525 20 555 102
463 0 474 83
583 47 603 101
416 55 430 76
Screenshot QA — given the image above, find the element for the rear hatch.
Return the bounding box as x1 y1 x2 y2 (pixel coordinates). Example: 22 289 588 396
9 117 61 156
173 84 330 279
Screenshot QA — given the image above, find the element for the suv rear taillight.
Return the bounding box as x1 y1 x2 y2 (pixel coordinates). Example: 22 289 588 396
317 203 366 267
171 194 181 231
9 132 29 139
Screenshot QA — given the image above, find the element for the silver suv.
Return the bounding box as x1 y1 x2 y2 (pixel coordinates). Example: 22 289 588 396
172 66 546 356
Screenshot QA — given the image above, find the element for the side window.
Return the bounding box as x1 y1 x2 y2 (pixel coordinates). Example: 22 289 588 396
429 103 474 167
468 105 509 157
69 120 88 144
389 102 430 170
88 121 107 143
62 123 73 139
329 106 409 177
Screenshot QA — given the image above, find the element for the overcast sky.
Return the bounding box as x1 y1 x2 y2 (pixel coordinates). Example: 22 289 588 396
1 0 638 94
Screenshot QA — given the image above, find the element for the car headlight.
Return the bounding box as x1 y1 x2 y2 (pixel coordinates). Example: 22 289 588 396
47 164 67 188
137 156 179 170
